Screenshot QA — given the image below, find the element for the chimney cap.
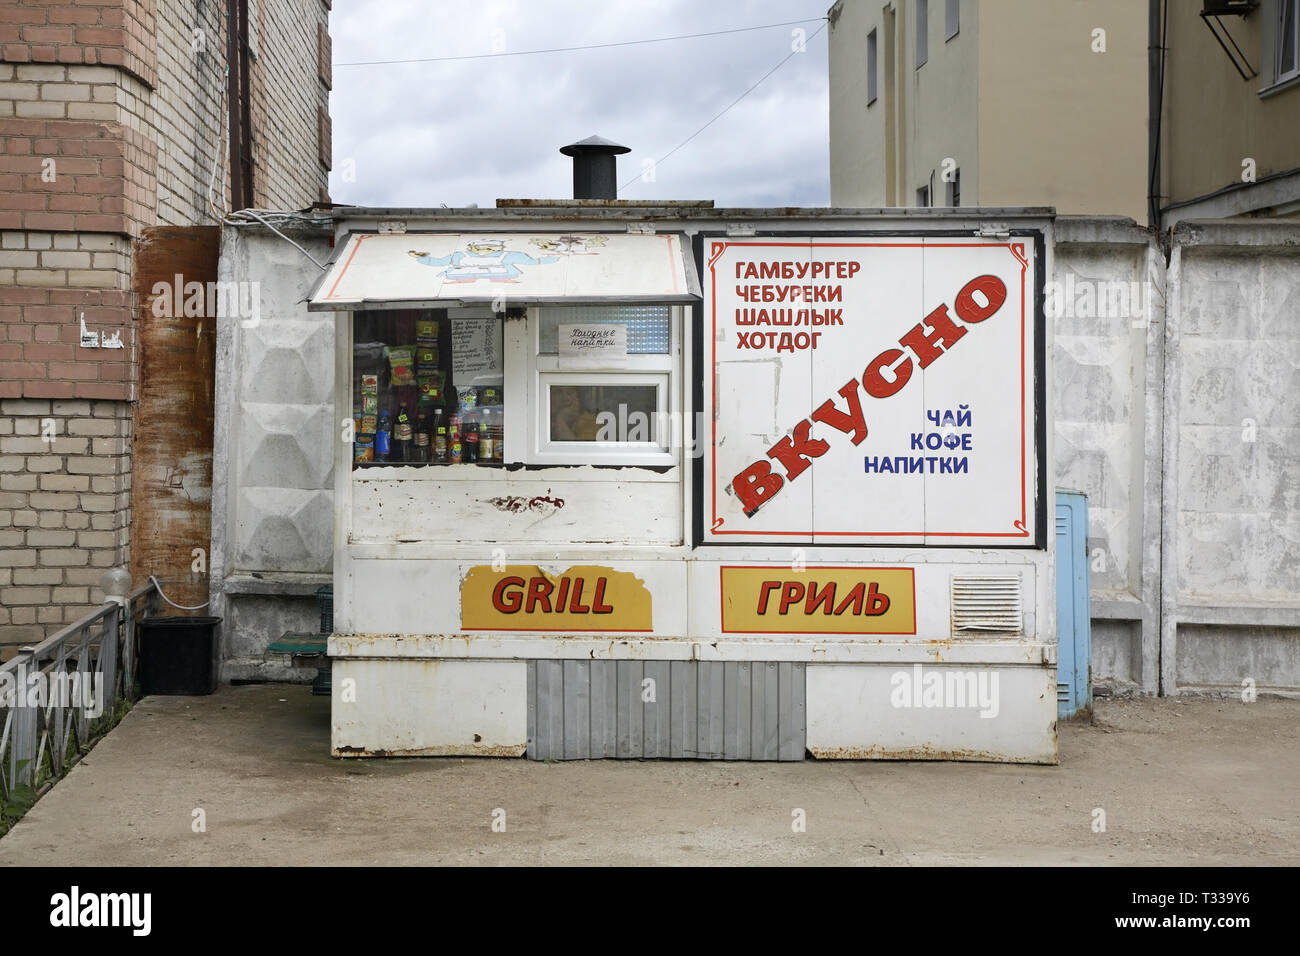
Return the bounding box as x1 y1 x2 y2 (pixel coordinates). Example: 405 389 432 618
560 135 631 157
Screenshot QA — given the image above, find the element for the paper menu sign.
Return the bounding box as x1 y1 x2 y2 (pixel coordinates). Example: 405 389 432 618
557 323 628 368
451 318 503 386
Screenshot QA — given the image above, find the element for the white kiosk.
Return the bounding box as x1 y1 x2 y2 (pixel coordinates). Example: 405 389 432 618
308 206 1056 763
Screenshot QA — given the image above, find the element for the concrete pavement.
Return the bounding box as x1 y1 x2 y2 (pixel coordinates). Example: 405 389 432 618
0 683 1296 866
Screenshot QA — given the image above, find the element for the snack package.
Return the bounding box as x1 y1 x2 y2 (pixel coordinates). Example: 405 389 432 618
417 371 444 404
361 414 377 433
353 435 374 463
416 320 439 346
416 346 440 373
479 385 502 406
457 385 479 413
387 346 416 386
361 374 380 415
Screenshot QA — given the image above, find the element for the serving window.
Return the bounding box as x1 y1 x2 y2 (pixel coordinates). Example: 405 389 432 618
351 308 505 469
351 303 682 471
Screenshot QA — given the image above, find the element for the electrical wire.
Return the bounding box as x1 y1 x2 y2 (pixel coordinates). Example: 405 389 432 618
207 64 229 222
620 19 828 193
227 209 328 269
335 18 825 67
149 576 210 611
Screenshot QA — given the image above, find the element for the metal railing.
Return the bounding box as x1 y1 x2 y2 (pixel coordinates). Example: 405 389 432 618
0 583 160 805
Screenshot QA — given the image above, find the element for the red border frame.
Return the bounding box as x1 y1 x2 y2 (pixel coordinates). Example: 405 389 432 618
707 240 1031 540
718 565 918 635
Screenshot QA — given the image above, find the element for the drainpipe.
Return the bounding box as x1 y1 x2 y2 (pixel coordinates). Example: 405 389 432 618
1147 0 1165 233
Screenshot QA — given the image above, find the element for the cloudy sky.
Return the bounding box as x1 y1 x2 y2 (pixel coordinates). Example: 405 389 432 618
327 1 831 209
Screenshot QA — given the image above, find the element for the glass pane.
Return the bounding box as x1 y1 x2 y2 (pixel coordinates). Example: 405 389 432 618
1282 0 1297 76
352 310 505 468
549 384 658 443
539 305 670 354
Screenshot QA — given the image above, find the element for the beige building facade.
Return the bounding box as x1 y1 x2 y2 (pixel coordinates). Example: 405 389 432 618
829 0 1300 225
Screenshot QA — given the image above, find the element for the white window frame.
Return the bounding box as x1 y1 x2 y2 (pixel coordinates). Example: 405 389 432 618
1280 0 1299 83
522 304 683 467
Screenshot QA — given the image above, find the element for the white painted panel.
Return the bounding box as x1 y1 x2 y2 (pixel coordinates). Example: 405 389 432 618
805 663 1058 763
349 471 682 545
707 238 814 540
331 659 527 756
920 239 1037 544
811 244 925 543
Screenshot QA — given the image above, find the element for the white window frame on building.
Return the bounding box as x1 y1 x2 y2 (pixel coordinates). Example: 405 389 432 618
1261 0 1300 94
522 305 683 467
1278 0 1299 82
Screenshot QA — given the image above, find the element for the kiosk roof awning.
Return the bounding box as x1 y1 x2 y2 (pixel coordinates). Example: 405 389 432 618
307 231 701 311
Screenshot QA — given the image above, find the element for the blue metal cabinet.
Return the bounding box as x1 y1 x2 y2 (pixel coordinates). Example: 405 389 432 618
1055 490 1092 718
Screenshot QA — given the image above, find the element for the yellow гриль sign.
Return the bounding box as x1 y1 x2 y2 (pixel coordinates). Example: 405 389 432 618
720 566 916 634
461 565 653 632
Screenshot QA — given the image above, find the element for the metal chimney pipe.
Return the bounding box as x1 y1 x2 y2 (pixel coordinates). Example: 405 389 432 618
560 135 631 200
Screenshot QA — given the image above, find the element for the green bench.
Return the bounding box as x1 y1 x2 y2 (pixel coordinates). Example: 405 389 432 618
268 631 331 696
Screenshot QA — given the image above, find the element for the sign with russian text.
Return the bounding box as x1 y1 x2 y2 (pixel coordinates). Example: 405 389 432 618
704 237 1040 546
720 566 916 634
558 323 628 368
461 564 653 632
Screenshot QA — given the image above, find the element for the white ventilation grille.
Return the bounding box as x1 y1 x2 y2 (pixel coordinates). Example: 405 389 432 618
951 575 1023 634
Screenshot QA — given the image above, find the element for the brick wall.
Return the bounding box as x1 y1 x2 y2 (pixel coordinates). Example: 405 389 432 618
0 398 131 652
0 0 158 88
248 0 332 208
0 0 330 644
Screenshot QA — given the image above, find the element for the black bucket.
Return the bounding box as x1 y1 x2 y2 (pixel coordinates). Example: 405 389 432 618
138 616 222 696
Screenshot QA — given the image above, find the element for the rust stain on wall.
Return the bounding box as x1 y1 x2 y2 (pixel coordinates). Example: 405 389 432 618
130 227 220 610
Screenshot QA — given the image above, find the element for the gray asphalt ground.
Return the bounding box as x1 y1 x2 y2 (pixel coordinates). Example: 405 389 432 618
1 683 1296 866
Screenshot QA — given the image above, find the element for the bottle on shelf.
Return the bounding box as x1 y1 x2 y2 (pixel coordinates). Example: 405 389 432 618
375 410 391 463
414 410 430 463
432 407 448 463
395 403 413 462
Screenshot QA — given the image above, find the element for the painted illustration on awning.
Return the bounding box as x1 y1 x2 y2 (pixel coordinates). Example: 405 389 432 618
309 232 698 309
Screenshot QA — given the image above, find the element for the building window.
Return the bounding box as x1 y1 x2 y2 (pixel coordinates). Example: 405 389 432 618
867 28 878 105
350 304 682 469
946 0 960 40
916 0 929 67
917 185 930 207
947 168 961 207
1281 0 1298 82
529 304 680 466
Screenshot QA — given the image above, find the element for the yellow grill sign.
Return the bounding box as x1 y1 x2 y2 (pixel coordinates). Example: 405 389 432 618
720 566 916 634
461 564 653 632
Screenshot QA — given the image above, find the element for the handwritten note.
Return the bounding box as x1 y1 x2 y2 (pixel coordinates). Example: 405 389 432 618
558 323 628 368
451 318 503 386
